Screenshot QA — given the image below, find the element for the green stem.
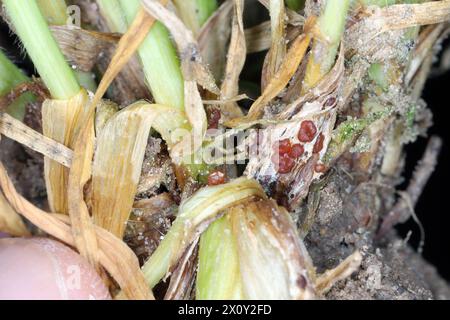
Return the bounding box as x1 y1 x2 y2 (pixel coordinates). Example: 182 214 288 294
118 0 184 111
96 0 128 33
36 0 68 25
196 0 218 27
36 0 97 92
73 70 97 93
197 214 244 300
3 0 80 99
303 0 351 91
285 0 305 11
0 50 34 120
172 0 217 35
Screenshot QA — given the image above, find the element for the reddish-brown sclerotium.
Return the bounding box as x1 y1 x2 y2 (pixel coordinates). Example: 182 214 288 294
313 133 325 154
278 139 292 156
207 108 221 130
289 144 305 158
315 163 327 173
0 238 111 300
276 154 296 174
298 121 317 143
207 171 226 186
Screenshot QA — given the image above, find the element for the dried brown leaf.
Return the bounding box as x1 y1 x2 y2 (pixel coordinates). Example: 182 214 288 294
0 113 72 167
245 19 304 54
245 21 272 54
0 162 153 300
66 103 99 270
164 239 199 300
257 0 304 26
42 89 90 214
198 0 234 83
66 1 167 272
0 191 30 237
51 25 120 72
261 0 287 90
227 18 315 127
91 102 186 238
220 0 246 122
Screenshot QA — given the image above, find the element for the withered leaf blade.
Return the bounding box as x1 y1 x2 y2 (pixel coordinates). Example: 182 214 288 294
42 89 90 214
0 112 73 168
169 80 206 164
66 94 99 269
92 102 187 239
245 17 304 54
0 191 30 237
89 2 167 117
220 0 247 122
261 0 287 91
66 1 168 271
227 17 315 127
0 162 153 300
51 25 120 72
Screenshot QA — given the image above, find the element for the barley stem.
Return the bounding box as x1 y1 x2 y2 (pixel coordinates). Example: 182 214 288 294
3 0 80 100
36 0 68 25
36 0 97 92
118 0 184 110
96 0 128 33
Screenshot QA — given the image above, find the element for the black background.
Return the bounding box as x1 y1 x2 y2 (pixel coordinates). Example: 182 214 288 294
399 49 450 281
